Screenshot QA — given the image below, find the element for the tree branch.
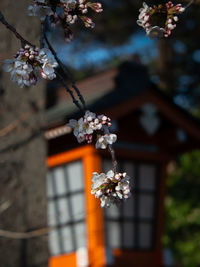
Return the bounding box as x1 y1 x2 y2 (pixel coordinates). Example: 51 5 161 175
55 70 84 112
0 228 49 239
185 0 195 8
43 30 86 110
0 10 35 47
40 21 45 49
103 125 118 173
108 144 118 173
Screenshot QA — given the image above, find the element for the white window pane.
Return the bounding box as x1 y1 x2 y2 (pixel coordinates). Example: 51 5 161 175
67 161 84 192
105 204 120 219
74 222 86 249
49 229 61 256
123 222 134 248
102 159 112 173
71 194 85 220
61 226 74 253
57 198 70 224
138 194 154 219
48 200 57 227
139 164 156 191
139 223 152 249
47 172 54 198
107 222 120 248
54 167 67 196
123 195 135 218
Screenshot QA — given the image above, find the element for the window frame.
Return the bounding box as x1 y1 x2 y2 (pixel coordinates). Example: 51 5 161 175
47 145 106 267
47 160 86 255
103 157 160 252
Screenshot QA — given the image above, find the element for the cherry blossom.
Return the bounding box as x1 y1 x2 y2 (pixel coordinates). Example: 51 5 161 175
28 0 103 40
91 170 131 207
95 134 117 149
3 45 57 88
137 1 185 38
28 4 53 21
67 110 116 148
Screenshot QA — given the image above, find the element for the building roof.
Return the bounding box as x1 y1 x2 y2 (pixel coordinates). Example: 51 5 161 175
46 62 150 126
46 61 200 156
46 68 117 126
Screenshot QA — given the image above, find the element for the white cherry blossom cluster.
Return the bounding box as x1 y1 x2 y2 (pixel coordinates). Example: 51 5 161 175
28 0 53 21
3 45 57 88
91 170 131 208
137 1 185 38
67 110 117 149
28 0 103 40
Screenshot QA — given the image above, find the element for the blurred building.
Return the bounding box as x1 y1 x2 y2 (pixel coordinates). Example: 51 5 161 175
45 61 200 267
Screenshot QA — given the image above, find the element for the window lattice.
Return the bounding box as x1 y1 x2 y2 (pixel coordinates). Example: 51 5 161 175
47 160 86 256
103 159 158 250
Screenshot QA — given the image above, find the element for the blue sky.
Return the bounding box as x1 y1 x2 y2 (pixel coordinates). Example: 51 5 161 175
53 31 157 70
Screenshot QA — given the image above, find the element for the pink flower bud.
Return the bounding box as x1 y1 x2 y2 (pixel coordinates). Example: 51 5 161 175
29 55 34 60
30 75 37 85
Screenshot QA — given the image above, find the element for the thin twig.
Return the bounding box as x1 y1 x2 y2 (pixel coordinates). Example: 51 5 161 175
0 228 49 239
0 10 35 47
40 21 45 49
185 0 194 8
72 83 86 110
39 21 84 112
43 31 67 73
55 71 84 112
103 125 118 173
108 144 118 173
43 30 86 109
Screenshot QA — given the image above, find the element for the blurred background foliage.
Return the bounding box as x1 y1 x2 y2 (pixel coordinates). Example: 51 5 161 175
164 150 200 267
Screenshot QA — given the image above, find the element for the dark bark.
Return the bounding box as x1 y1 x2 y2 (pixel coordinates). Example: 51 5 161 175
0 1 48 266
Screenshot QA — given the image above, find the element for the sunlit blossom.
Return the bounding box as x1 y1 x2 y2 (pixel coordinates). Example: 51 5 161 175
67 110 116 146
95 134 117 149
91 170 131 208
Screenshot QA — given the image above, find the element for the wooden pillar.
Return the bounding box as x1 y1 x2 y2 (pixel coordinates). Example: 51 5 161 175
84 146 106 267
47 145 106 267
